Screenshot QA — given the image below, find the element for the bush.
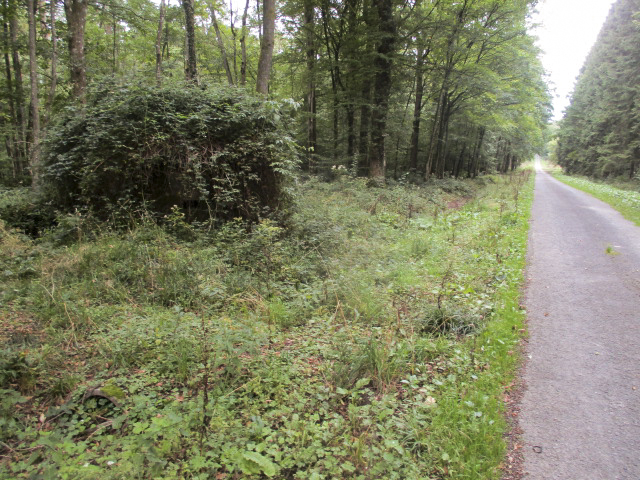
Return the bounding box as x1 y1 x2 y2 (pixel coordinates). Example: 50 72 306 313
0 187 56 237
41 81 299 226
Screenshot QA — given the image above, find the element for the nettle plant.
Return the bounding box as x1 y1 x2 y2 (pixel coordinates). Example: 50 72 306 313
41 81 300 227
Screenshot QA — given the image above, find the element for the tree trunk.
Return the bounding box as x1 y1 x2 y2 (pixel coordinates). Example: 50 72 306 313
46 0 57 118
356 1 374 177
155 0 165 86
229 2 238 83
408 46 424 174
343 0 358 168
424 82 446 180
368 0 395 180
346 104 355 159
320 0 341 164
454 143 466 178
240 0 250 85
27 0 40 188
63 0 87 102
303 0 316 170
182 0 198 83
256 0 275 94
358 79 371 176
163 18 169 59
434 94 451 178
209 2 233 85
9 0 26 159
2 4 17 164
111 14 117 73
331 82 338 163
468 126 484 178
495 137 503 172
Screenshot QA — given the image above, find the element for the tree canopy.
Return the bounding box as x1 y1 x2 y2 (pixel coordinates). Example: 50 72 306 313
0 0 551 195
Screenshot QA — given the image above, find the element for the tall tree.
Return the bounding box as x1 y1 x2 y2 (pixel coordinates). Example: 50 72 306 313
239 0 250 85
46 0 57 118
27 0 40 186
256 0 275 94
408 44 426 174
9 0 26 158
63 0 88 102
182 0 198 83
155 0 165 85
1 0 18 169
303 0 316 169
368 0 395 179
209 1 234 85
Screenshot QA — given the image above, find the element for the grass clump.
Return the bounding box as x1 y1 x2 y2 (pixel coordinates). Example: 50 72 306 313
0 170 533 479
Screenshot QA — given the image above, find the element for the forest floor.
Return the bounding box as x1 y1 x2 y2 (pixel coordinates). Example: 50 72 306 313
516 165 640 479
1 172 533 479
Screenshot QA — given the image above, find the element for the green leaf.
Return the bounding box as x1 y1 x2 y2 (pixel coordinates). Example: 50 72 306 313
242 451 277 477
354 378 371 391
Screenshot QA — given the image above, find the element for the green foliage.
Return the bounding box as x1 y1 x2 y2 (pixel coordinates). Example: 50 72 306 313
0 187 57 237
41 82 299 227
0 174 534 479
0 389 28 441
0 349 41 393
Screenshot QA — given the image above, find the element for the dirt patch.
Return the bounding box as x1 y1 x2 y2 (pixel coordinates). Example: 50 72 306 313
446 198 469 210
0 306 44 346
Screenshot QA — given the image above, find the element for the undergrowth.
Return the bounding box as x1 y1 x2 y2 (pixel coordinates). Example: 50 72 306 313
0 171 533 479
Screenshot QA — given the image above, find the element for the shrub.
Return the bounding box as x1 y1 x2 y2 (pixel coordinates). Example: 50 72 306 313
0 187 56 237
41 81 299 227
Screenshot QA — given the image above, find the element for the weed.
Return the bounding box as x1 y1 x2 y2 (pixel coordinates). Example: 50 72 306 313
605 244 619 256
0 349 41 393
415 306 482 336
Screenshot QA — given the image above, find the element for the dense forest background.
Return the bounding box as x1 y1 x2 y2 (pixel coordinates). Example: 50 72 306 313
554 0 640 179
1 0 551 191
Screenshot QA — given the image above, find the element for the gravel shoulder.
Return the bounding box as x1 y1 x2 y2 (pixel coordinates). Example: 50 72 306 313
518 166 640 479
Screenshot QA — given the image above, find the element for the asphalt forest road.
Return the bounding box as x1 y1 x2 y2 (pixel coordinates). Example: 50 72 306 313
520 163 640 480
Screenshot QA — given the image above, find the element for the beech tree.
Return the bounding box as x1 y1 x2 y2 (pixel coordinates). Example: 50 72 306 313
27 0 39 185
64 0 88 102
256 0 275 94
182 0 197 83
155 0 165 85
368 0 395 179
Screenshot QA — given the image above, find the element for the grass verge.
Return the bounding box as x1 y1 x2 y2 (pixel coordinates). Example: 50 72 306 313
1 171 534 479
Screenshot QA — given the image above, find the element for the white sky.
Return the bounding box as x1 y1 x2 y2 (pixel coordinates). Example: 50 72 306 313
530 0 616 121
